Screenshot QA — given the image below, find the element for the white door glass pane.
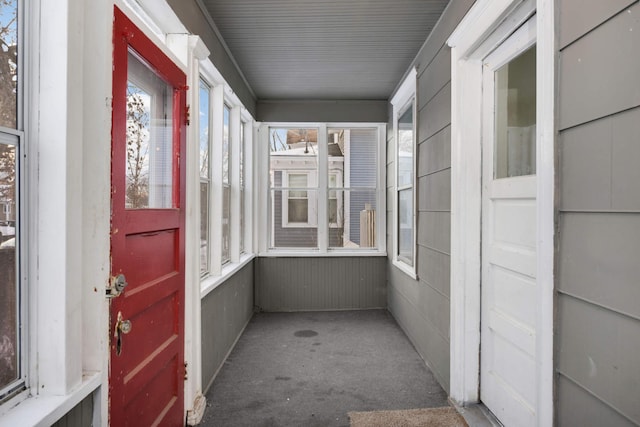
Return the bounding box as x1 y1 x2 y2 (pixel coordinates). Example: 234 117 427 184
398 105 414 187
398 188 413 264
494 46 536 179
126 50 174 209
0 0 18 129
0 142 18 394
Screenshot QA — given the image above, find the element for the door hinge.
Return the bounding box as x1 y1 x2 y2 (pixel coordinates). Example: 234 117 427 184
184 361 188 380
185 104 191 126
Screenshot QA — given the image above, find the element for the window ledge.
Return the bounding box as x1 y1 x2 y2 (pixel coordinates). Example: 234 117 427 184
0 372 101 427
200 253 255 298
259 250 387 258
392 258 418 280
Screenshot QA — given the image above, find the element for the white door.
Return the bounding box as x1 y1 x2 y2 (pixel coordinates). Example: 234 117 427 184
480 16 538 426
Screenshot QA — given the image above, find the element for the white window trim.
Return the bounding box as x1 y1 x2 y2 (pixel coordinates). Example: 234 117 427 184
281 171 317 228
390 68 417 279
259 122 387 256
447 1 554 426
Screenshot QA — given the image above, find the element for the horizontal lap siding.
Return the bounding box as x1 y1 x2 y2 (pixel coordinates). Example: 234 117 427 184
201 261 254 391
386 0 476 394
255 257 386 312
557 1 640 425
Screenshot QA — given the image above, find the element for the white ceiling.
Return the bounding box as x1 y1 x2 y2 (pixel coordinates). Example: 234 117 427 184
198 0 451 100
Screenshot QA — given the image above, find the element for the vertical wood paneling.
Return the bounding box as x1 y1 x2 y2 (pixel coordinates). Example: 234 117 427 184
255 257 386 312
201 261 254 390
51 393 94 427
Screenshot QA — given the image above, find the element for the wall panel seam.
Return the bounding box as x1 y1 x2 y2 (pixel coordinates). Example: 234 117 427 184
559 1 640 51
556 371 638 425
557 290 640 323
417 242 450 257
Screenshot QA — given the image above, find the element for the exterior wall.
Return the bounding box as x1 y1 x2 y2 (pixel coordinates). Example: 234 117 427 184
165 0 256 116
255 257 386 312
201 261 254 392
556 1 640 425
386 0 475 394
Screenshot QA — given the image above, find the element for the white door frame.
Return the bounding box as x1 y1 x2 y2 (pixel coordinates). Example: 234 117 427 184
447 0 555 425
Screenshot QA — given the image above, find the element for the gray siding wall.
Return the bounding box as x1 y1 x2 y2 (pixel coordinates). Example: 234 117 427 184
255 257 386 312
166 0 256 116
51 393 94 427
556 1 640 425
201 260 254 391
386 0 475 394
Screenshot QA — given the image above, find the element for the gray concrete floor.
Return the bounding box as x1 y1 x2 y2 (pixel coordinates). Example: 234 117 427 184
200 310 450 427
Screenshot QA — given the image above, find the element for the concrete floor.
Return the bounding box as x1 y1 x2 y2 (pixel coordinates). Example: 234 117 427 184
200 310 451 427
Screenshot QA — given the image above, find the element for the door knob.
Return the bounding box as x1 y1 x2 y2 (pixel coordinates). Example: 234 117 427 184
115 311 132 356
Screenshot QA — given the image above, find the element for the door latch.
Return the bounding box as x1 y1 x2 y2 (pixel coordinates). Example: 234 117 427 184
106 274 128 298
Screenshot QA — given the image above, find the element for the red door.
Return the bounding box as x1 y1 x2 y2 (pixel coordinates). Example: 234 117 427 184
110 7 187 426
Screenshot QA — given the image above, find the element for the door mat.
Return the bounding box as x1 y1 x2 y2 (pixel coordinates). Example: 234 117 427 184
349 406 469 427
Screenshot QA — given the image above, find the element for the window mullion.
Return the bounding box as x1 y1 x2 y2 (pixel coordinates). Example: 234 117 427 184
317 124 328 251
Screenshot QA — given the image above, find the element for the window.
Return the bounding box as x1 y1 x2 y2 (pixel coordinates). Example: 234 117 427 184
197 69 254 282
239 121 245 252
286 173 310 224
264 125 384 253
221 104 230 264
198 79 210 275
391 68 416 275
397 103 414 265
0 0 23 404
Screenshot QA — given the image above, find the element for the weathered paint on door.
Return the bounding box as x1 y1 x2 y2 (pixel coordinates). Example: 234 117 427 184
480 18 538 427
110 7 187 426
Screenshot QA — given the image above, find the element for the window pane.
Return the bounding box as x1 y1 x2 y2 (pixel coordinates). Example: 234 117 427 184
0 0 18 129
199 80 209 178
270 189 317 249
126 50 173 209
494 46 536 179
269 128 318 188
398 188 413 264
200 181 209 276
288 173 307 198
223 105 230 184
240 188 244 252
398 105 414 187
0 142 18 393
222 184 230 263
329 190 377 249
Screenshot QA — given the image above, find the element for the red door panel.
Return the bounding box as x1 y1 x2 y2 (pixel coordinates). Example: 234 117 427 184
110 7 186 427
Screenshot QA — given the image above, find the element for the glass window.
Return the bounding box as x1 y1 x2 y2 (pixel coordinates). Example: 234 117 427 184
221 105 231 263
0 0 17 130
269 128 319 248
0 0 22 403
327 128 377 249
199 79 210 276
267 126 381 251
126 50 174 209
494 46 536 179
239 121 245 252
396 102 414 266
